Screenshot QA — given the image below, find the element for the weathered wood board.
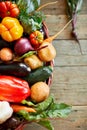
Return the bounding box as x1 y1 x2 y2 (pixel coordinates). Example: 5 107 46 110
25 0 87 130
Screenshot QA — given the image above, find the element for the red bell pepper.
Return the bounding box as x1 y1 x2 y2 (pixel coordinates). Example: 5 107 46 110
0 1 19 18
0 75 30 103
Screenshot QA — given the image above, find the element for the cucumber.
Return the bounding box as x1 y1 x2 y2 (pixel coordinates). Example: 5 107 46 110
24 66 53 85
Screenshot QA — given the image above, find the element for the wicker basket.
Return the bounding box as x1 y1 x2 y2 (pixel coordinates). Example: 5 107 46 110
0 22 54 130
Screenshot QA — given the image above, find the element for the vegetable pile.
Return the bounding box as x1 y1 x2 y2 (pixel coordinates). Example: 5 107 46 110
0 0 72 130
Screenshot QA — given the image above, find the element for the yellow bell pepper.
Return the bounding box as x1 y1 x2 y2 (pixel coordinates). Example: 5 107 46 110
0 17 23 42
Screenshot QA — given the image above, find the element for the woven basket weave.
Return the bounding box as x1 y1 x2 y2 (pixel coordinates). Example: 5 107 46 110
0 22 54 130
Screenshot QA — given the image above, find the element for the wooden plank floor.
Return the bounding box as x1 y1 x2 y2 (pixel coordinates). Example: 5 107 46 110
25 0 87 130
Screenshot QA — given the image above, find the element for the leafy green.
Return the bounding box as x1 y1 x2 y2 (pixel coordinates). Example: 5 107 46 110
21 95 54 112
9 0 45 34
35 95 54 112
67 0 83 17
17 0 40 14
75 0 83 13
47 103 72 118
19 11 45 34
38 120 54 130
16 0 45 34
67 0 83 42
18 95 72 130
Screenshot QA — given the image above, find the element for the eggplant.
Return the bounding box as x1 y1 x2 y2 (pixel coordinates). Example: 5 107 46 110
0 39 15 50
0 39 10 49
0 62 31 77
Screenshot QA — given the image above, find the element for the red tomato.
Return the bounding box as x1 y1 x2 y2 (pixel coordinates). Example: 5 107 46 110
0 1 19 18
30 31 44 48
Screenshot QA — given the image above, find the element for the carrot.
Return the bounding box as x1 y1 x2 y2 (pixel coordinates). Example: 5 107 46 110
11 104 36 113
37 1 58 11
43 19 72 43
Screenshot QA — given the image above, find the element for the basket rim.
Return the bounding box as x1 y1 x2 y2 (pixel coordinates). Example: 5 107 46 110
43 22 54 86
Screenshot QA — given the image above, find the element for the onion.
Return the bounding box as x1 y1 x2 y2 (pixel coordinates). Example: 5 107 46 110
14 38 34 55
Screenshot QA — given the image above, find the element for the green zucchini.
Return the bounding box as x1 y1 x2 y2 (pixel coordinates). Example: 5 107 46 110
24 66 53 85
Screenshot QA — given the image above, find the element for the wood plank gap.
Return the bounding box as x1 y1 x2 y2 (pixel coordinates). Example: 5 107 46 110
73 105 87 107
55 65 87 67
54 65 87 67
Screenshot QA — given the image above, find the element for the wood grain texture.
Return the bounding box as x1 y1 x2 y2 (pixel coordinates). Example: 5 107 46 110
25 0 87 130
45 15 87 39
54 40 87 66
41 0 87 15
40 0 67 15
